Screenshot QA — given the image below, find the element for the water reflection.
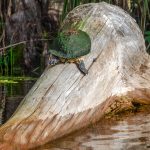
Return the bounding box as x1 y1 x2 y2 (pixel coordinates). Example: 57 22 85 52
37 112 150 150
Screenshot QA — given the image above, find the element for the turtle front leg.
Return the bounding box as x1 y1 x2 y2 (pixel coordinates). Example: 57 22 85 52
49 54 60 65
76 58 88 75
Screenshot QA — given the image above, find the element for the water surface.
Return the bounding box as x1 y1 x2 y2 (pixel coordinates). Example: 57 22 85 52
38 110 150 150
0 77 35 124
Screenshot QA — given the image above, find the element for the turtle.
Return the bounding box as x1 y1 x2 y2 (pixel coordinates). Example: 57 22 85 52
48 29 91 75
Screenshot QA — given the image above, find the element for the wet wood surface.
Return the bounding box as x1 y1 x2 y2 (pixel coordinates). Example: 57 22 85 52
0 2 150 149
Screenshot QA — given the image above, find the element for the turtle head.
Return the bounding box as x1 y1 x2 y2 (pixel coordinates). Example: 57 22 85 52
48 52 60 65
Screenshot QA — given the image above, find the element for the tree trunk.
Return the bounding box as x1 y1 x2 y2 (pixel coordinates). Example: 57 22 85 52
0 2 150 149
0 0 57 72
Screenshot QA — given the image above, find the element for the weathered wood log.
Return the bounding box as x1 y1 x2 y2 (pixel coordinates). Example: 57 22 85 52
0 2 150 149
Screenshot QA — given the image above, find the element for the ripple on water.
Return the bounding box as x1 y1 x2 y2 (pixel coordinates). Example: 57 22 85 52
36 111 150 150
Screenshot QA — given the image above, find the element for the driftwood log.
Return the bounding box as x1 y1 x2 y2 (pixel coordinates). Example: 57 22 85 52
0 2 150 149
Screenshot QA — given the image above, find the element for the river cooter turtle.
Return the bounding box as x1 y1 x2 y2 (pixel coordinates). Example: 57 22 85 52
48 29 91 75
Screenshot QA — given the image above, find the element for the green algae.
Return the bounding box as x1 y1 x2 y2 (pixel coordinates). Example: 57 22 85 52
0 76 37 84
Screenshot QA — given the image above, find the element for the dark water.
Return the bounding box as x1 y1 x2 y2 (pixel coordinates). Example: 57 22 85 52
0 80 150 150
0 78 35 124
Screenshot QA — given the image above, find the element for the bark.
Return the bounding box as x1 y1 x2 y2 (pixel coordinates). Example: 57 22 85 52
0 2 150 149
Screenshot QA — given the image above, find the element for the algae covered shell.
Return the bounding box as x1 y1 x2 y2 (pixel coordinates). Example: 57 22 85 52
49 30 91 59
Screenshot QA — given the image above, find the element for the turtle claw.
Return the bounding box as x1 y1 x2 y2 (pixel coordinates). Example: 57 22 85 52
77 60 88 75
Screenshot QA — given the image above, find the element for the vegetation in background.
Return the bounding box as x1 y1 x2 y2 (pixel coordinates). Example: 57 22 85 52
0 0 149 77
0 45 24 76
0 0 52 77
